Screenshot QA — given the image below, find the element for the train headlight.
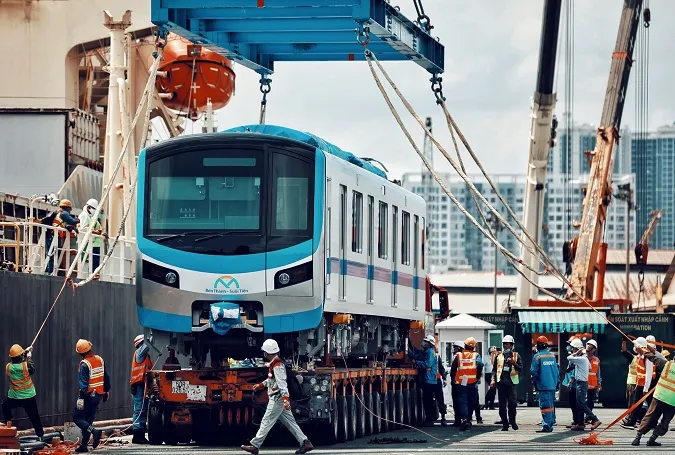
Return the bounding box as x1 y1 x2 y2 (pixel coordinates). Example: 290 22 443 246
165 272 177 284
274 261 313 289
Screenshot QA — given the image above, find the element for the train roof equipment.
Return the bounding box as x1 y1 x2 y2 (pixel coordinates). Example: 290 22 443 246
151 0 445 75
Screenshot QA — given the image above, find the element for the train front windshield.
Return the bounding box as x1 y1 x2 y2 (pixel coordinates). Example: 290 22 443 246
144 147 314 255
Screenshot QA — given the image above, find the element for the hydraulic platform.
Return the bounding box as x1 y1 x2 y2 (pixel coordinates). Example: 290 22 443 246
151 0 445 75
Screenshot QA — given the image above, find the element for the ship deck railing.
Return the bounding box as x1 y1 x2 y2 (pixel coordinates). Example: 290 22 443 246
0 221 135 284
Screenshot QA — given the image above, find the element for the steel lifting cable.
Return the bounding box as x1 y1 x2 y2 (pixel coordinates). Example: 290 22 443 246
29 46 165 349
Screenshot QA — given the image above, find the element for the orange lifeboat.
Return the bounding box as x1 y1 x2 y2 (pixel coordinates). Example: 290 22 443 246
156 36 236 120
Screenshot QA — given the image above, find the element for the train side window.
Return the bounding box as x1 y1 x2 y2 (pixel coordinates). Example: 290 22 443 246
352 191 363 253
378 201 388 259
402 211 410 265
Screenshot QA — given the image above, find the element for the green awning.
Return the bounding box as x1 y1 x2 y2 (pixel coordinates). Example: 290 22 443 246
517 311 607 334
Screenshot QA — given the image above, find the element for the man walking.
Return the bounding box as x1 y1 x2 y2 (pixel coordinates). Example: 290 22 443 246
631 343 675 446
129 335 152 444
531 336 559 433
2 345 44 439
567 338 601 431
74 339 110 453
409 335 439 426
491 335 521 431
241 339 313 454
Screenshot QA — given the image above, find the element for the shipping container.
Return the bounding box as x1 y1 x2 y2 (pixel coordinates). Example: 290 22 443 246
0 108 99 197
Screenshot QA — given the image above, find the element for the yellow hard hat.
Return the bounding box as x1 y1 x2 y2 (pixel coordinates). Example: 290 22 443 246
9 344 24 358
464 337 477 348
59 199 73 209
76 339 92 354
663 349 671 357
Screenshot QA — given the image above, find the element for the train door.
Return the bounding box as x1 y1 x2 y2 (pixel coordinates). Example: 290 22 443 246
339 184 347 300
367 195 374 303
325 178 332 298
392 205 398 307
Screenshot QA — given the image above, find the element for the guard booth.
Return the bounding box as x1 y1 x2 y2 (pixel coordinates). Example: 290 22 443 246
436 313 497 408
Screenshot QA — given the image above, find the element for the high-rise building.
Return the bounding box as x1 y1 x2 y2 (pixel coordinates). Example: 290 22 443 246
632 123 675 249
402 172 635 274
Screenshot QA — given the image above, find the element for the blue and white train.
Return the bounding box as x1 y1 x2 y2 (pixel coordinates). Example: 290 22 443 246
136 125 429 366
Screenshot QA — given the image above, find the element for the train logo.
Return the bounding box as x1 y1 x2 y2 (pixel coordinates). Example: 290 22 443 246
206 275 249 294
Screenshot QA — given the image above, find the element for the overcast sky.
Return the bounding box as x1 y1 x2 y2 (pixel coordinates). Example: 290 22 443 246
171 1 675 181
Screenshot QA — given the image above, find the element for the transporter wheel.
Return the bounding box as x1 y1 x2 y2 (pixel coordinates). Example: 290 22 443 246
363 393 373 436
380 391 389 433
192 410 213 446
147 403 164 445
410 388 418 425
355 393 366 438
346 395 357 441
395 390 404 428
337 395 348 443
321 397 338 446
372 392 381 434
402 389 410 425
387 391 396 431
162 409 179 446
417 388 425 425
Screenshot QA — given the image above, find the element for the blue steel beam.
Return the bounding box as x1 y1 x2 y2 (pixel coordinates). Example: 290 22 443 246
152 0 444 75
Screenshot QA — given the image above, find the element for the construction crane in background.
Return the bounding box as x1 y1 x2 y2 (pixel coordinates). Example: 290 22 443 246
422 117 434 270
515 0 562 307
565 0 645 301
635 209 663 266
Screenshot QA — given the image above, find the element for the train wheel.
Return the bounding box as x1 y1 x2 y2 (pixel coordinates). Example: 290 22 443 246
410 389 418 425
380 391 389 433
346 395 357 441
355 393 366 438
337 395 348 443
402 389 410 425
147 403 164 445
372 392 381 434
417 389 425 424
387 391 395 431
363 393 373 436
395 390 404 428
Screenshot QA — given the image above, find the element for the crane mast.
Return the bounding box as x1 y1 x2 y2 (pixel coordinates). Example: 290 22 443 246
566 0 644 300
515 0 562 307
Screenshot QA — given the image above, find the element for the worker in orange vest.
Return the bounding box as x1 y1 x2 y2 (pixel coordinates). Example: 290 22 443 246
585 339 602 420
74 339 110 453
1 344 44 438
622 337 658 429
130 335 152 445
45 199 79 275
450 337 483 431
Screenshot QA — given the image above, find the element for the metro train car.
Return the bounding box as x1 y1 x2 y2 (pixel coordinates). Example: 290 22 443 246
136 125 429 367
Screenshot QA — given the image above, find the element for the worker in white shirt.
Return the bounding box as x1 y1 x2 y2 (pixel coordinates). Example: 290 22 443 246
567 338 601 431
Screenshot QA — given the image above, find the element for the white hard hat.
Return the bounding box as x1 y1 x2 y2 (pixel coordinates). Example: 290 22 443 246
86 198 99 209
453 341 464 349
502 335 514 344
586 339 598 349
570 338 584 349
424 335 436 346
134 334 144 347
633 337 648 349
261 339 280 354
646 335 656 343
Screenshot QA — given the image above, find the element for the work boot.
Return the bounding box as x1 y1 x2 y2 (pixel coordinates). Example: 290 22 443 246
511 422 519 430
295 439 314 454
459 420 470 431
241 444 260 455
501 424 509 431
631 433 642 446
90 427 102 449
646 437 661 447
75 444 89 453
132 429 149 445
590 420 602 431
440 415 448 427
476 417 483 424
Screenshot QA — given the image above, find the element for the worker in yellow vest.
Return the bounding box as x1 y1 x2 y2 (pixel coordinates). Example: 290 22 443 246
490 335 522 431
1 345 44 438
631 343 675 446
622 340 638 410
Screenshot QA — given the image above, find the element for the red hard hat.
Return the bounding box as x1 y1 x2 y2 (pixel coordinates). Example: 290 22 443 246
536 336 549 344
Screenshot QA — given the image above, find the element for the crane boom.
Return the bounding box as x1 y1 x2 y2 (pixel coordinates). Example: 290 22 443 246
516 0 562 307
635 209 663 265
567 0 644 300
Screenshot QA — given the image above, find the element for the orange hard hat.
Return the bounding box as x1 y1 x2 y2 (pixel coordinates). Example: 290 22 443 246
567 335 579 344
8 344 24 358
464 337 477 348
59 199 73 209
536 336 549 344
76 339 92 354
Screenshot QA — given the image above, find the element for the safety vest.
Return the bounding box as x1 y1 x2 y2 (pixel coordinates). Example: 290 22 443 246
653 361 675 407
80 354 105 394
454 351 478 385
627 357 638 385
5 362 36 399
496 352 520 385
53 211 76 239
636 356 656 387
130 352 152 386
588 356 601 389
79 212 103 248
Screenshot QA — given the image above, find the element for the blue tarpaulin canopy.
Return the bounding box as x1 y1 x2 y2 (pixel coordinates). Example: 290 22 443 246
517 310 608 334
209 302 242 336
